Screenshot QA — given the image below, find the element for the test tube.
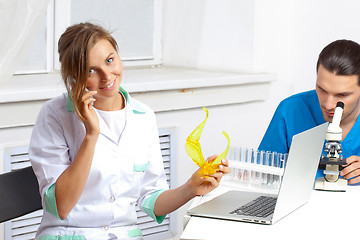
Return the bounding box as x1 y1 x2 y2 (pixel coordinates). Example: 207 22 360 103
272 153 281 189
270 152 277 186
254 150 262 186
243 148 250 183
279 153 288 184
234 146 241 182
237 147 244 182
249 149 255 186
260 150 268 186
228 146 237 181
263 151 268 186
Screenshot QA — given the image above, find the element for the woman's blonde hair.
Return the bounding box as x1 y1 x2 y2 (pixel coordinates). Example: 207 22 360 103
58 22 118 120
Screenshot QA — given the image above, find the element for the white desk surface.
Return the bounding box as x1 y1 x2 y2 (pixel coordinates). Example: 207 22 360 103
181 184 360 240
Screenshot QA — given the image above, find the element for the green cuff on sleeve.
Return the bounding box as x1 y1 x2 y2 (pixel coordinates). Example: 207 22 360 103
44 183 61 219
143 189 167 224
133 163 148 172
128 228 142 238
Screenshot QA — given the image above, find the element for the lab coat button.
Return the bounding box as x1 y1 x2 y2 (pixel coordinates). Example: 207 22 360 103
109 196 116 202
103 225 109 231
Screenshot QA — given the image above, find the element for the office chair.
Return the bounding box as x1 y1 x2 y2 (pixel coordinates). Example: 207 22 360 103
0 166 42 223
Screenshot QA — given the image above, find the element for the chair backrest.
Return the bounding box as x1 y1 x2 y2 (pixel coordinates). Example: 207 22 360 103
0 166 42 223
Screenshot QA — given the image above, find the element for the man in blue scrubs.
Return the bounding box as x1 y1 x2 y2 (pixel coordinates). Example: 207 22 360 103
259 39 360 184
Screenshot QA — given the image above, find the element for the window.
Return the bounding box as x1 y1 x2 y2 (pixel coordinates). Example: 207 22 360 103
15 1 54 74
16 0 161 75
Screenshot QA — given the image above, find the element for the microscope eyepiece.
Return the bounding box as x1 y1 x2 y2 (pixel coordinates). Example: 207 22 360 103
336 102 344 109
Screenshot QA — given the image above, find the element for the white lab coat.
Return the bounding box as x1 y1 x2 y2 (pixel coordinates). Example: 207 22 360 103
29 90 169 240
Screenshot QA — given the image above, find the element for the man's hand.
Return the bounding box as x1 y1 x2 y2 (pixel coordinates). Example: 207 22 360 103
340 155 360 184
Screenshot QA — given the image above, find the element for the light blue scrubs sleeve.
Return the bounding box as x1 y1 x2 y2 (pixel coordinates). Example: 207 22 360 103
44 183 61 219
143 189 167 224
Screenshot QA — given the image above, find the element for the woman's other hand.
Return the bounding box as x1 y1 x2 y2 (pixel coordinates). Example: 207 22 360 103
188 155 231 196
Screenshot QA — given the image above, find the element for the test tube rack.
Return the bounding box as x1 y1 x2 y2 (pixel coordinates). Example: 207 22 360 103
222 147 288 194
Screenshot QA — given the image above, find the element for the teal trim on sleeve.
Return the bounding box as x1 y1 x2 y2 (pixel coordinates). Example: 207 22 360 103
143 189 167 224
39 235 85 240
44 183 61 219
133 163 148 172
128 228 143 238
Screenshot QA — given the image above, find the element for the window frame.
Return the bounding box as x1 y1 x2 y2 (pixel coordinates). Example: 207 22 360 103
53 0 162 70
17 0 162 75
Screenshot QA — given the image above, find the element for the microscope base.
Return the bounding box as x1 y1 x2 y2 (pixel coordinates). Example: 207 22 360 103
314 177 347 192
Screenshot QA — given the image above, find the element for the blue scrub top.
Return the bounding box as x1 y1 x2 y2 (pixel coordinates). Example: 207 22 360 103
258 90 360 179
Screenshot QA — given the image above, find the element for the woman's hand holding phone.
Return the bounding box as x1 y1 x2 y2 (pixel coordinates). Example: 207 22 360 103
81 89 99 137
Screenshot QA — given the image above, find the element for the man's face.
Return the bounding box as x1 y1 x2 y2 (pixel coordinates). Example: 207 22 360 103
316 64 360 125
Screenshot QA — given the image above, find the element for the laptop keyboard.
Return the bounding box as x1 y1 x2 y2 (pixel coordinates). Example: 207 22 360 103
229 196 277 218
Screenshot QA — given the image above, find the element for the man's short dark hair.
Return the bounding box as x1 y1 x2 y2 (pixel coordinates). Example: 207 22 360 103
317 39 360 85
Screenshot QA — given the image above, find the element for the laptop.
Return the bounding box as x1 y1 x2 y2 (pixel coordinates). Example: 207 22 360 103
187 122 328 224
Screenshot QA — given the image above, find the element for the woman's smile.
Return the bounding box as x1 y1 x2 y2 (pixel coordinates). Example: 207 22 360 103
99 79 116 90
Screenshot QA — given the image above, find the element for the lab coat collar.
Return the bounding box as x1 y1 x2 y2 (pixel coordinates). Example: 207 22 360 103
94 105 125 144
95 94 142 145
66 86 147 114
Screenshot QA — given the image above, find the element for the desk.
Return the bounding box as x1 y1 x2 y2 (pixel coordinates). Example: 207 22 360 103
181 185 360 240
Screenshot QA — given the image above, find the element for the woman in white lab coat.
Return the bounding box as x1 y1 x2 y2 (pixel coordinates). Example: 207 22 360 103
29 22 230 240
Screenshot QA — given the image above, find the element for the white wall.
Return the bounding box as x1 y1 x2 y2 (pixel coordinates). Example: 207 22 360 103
162 0 360 145
160 1 360 238
254 0 360 108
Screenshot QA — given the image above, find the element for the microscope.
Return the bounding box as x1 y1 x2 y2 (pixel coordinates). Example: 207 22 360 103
315 102 347 191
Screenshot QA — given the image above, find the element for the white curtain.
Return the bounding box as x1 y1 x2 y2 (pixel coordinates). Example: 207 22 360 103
0 0 50 85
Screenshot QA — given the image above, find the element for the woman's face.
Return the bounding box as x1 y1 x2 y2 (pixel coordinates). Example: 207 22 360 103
86 39 123 101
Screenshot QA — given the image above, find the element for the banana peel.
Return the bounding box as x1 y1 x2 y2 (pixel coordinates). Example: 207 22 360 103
185 107 230 175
